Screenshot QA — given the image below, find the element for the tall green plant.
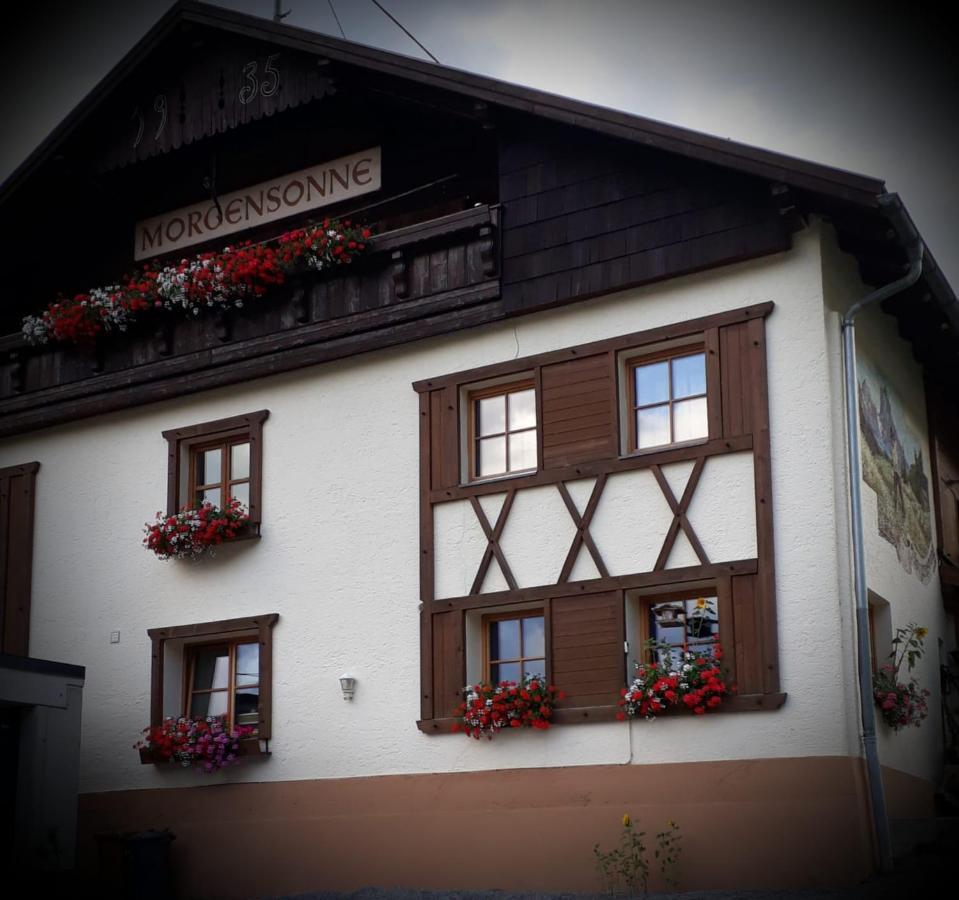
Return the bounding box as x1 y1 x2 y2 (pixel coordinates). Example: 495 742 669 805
594 813 682 896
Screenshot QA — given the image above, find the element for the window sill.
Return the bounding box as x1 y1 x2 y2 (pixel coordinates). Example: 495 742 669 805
416 692 787 734
620 436 709 460
139 737 270 765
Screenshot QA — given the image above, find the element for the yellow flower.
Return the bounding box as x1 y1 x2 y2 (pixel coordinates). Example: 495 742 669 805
915 627 928 640
622 814 631 827
696 597 707 609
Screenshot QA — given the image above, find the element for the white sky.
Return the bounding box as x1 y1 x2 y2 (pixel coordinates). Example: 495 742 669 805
3 0 956 288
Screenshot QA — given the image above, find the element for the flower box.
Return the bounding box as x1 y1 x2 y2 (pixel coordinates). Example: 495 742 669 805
453 677 565 740
143 499 252 560
136 716 261 772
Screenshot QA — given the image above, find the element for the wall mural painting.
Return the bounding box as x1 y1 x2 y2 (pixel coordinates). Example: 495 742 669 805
858 359 935 583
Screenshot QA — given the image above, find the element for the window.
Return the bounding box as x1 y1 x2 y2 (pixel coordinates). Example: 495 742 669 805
186 638 261 733
147 613 278 744
162 410 268 523
626 348 707 451
467 381 537 481
627 585 731 680
483 610 545 682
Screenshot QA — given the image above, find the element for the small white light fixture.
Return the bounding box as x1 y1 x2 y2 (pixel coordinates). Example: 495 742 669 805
339 673 356 701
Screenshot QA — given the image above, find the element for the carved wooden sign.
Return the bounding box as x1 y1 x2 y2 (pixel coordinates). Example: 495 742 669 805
95 40 337 172
134 147 381 260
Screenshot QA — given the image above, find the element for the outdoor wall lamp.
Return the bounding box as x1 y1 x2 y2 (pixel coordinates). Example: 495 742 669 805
339 673 356 701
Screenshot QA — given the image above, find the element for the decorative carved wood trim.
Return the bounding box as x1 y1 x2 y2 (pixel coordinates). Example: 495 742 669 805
391 250 408 299
7 350 23 393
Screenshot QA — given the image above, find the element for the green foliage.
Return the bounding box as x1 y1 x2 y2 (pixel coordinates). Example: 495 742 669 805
594 813 682 896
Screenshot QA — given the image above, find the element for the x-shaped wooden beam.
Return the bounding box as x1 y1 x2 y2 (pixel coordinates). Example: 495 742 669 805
651 458 710 570
556 474 610 582
469 491 518 594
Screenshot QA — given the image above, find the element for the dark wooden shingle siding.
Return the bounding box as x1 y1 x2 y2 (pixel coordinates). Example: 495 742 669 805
541 353 617 468
551 592 624 708
499 123 790 315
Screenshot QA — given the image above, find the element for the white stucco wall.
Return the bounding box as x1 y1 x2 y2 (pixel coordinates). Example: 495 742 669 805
0 223 861 793
821 224 953 784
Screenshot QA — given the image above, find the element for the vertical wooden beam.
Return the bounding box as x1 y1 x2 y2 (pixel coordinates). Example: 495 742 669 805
705 326 723 439
419 391 435 721
257 618 274 741
150 636 165 728
0 462 39 657
747 316 779 694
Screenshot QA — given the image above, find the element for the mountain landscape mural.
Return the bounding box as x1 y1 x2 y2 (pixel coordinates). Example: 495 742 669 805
858 361 935 583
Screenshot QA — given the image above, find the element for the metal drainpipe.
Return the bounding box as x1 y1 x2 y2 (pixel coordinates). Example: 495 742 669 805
841 192 923 874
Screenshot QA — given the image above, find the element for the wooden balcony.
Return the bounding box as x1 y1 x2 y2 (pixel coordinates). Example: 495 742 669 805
0 205 502 437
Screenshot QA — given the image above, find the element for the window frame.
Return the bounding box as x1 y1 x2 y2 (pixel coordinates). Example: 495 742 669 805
147 613 279 741
183 636 262 734
162 410 268 524
464 378 538 484
630 583 736 684
623 343 709 455
481 608 547 684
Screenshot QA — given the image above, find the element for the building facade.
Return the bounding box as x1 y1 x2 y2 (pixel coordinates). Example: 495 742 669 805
1 3 956 896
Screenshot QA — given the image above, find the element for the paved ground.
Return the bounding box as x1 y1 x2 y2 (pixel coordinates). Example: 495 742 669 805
267 835 955 900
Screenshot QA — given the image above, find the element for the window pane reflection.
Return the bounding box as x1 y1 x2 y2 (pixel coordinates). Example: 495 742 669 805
477 396 506 436
477 436 506 477
230 482 250 510
637 406 670 448
635 361 669 405
492 661 521 683
508 389 536 430
673 397 708 442
524 616 545 657
490 619 520 660
197 448 221 486
201 487 221 508
231 442 250 480
192 646 229 691
671 354 706 398
190 690 228 718
235 642 259 686
509 430 537 472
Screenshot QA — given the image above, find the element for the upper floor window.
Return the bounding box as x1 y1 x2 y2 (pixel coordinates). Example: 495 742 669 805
627 349 707 451
468 381 537 481
162 410 268 523
191 438 252 510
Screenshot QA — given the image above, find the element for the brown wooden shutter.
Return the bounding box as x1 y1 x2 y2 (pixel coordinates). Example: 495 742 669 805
541 353 617 468
431 609 465 718
550 591 625 707
730 573 764 695
0 462 39 656
429 386 459 491
928 384 959 567
719 318 770 440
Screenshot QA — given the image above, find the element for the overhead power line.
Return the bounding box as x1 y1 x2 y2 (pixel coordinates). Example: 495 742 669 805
369 0 440 64
327 0 347 39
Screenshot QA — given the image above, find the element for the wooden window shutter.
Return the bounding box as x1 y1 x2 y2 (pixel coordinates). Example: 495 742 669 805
928 383 959 567
431 609 465 718
550 591 624 707
0 462 39 657
730 572 764 695
429 386 459 490
541 352 617 468
718 318 767 439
